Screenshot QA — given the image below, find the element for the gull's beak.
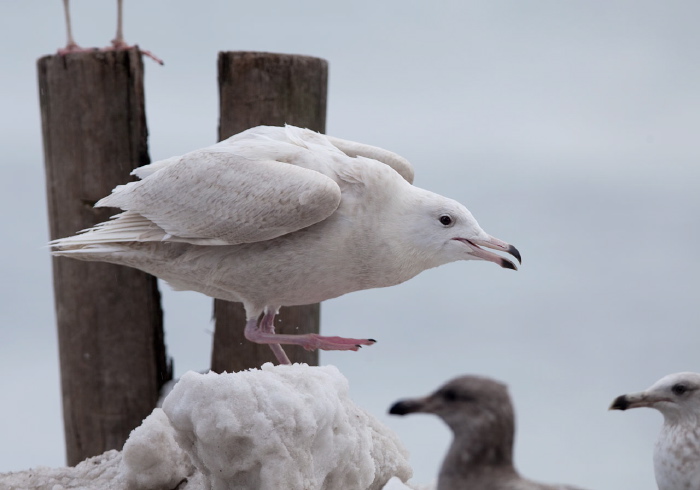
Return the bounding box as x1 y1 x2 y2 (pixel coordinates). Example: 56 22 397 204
389 396 430 416
454 235 522 270
609 391 667 411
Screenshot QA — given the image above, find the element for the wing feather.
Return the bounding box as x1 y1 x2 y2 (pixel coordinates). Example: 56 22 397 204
96 149 341 245
326 135 415 184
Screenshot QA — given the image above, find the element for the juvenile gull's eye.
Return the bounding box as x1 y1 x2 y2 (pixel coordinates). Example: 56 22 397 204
439 215 453 226
672 384 688 395
442 389 458 401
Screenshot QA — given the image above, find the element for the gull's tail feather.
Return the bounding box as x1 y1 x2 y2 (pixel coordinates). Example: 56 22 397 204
50 211 170 252
50 210 231 255
52 244 131 256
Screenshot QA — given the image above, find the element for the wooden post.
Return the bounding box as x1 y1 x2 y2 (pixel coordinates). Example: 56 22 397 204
212 51 328 372
38 49 171 466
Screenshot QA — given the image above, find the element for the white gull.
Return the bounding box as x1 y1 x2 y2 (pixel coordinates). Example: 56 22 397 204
51 125 521 364
610 372 700 490
389 375 588 490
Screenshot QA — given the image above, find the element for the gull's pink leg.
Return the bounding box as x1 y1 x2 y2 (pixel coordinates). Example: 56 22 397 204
257 311 291 365
58 0 95 55
244 313 376 357
105 0 164 65
112 0 125 48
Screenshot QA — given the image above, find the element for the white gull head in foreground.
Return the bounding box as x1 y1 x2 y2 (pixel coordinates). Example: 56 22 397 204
51 125 521 364
389 375 588 490
610 372 700 490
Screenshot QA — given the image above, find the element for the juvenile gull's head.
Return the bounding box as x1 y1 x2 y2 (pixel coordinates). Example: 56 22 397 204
390 375 511 425
610 372 700 423
390 375 590 490
610 372 700 490
389 375 515 465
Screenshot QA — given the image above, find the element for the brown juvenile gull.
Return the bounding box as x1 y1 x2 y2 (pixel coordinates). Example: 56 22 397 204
610 372 700 490
389 375 588 490
51 125 521 365
58 0 163 64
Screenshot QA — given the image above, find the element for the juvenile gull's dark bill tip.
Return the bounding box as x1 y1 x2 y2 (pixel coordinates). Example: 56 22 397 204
501 258 517 270
508 244 522 264
388 400 419 416
609 395 630 410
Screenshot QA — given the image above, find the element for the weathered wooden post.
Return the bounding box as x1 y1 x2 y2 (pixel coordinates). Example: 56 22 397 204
38 49 171 466
212 51 328 372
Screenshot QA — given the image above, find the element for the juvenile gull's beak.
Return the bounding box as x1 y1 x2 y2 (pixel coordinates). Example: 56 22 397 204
389 397 428 416
454 235 521 270
609 391 667 411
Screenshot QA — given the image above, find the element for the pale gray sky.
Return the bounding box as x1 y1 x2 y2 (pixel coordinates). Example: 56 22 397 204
1 1 699 488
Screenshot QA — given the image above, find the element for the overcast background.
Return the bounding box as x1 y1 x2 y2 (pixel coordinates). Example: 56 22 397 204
1 1 699 488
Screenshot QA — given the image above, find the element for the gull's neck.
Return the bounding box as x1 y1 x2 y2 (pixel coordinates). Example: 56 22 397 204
438 419 517 490
660 407 700 428
654 418 700 490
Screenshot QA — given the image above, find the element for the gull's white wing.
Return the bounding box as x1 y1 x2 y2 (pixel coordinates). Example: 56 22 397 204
52 125 410 249
326 135 415 184
88 147 341 246
224 125 415 184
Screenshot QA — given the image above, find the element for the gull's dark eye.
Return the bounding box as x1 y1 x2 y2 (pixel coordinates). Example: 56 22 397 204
442 389 458 402
440 388 475 403
672 384 688 395
439 215 453 227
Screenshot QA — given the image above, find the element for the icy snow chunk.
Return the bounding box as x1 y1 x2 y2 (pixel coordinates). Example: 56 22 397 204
118 408 193 489
383 476 436 490
160 363 412 490
0 450 123 490
0 364 412 490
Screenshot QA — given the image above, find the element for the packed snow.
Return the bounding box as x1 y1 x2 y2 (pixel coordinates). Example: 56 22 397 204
0 364 417 490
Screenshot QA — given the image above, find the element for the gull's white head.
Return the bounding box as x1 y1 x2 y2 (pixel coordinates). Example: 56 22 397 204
610 372 700 424
611 373 700 490
404 190 521 271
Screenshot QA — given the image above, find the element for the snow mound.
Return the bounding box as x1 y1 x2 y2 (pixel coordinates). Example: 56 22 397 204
157 363 412 490
383 476 436 490
118 408 193 489
0 450 123 490
0 364 412 490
